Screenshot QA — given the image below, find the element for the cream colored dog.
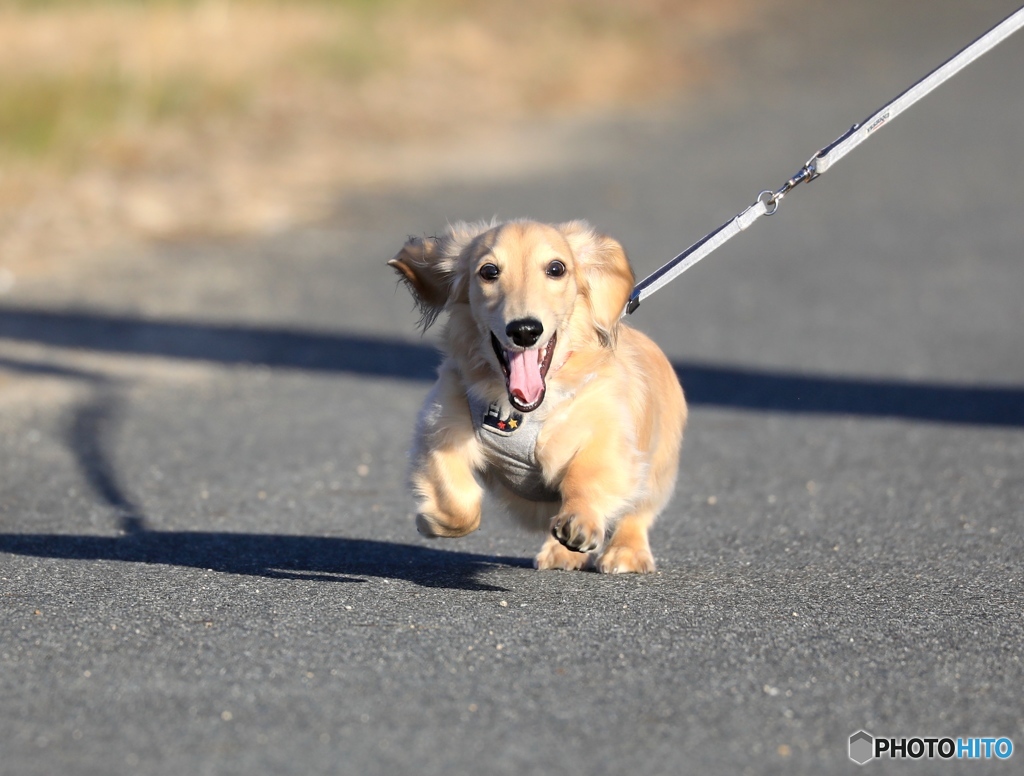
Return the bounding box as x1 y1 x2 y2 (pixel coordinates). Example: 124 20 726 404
388 219 686 573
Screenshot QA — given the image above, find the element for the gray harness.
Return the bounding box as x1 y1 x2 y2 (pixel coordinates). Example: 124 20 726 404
468 395 560 503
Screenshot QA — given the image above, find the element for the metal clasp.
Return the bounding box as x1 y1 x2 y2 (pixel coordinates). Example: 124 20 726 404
760 163 818 216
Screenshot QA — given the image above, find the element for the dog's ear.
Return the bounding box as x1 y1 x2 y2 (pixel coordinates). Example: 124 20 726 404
559 220 635 347
388 220 501 329
388 235 451 329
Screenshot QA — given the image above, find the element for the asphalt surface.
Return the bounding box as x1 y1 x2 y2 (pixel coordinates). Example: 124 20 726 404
2 2 1023 774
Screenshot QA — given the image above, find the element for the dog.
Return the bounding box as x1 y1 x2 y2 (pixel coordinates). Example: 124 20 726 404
388 219 686 573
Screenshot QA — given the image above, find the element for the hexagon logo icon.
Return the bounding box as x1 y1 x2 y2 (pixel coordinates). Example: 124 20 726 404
849 730 874 765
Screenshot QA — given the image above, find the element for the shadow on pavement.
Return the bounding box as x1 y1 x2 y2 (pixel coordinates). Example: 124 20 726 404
3 306 1021 583
0 527 529 591
0 307 440 380
2 305 1023 427
0 356 145 529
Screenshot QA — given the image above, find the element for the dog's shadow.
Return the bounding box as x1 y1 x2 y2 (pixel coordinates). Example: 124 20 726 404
0 526 531 591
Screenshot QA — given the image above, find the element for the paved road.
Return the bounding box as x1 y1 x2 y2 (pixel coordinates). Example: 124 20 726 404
2 2 1023 774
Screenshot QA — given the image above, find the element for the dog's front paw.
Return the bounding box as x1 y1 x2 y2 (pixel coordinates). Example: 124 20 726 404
595 544 656 574
416 511 479 538
551 512 604 554
534 535 590 571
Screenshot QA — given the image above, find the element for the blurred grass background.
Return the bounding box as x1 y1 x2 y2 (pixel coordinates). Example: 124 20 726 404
0 0 768 277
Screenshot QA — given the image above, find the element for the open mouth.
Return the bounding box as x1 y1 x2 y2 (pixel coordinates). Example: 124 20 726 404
490 331 557 413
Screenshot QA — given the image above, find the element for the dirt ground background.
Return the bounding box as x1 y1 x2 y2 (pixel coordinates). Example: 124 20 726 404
0 0 774 283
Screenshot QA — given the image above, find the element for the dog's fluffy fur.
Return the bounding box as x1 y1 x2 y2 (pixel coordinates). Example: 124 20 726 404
389 219 686 573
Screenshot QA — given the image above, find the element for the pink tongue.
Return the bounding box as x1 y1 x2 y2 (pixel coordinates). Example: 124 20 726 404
507 348 545 406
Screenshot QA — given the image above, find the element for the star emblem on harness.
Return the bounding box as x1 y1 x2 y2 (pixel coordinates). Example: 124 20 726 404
482 402 524 436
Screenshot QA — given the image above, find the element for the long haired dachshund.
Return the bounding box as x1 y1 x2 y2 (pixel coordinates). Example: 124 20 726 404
389 219 686 573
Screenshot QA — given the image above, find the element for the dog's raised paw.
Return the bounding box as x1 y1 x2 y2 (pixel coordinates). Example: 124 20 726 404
415 511 478 538
534 536 589 571
595 545 656 574
551 512 603 554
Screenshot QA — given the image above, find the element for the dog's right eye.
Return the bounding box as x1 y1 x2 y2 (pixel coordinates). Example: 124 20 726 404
479 263 501 282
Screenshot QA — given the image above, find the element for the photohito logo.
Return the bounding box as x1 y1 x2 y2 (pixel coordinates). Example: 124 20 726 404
849 730 1013 765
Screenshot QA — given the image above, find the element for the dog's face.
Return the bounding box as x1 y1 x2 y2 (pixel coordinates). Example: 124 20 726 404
467 222 578 412
389 219 635 412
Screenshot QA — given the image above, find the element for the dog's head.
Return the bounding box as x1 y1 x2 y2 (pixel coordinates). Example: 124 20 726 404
389 219 634 412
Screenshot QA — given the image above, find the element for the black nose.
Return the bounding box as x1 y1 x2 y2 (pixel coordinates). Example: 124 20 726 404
506 318 543 348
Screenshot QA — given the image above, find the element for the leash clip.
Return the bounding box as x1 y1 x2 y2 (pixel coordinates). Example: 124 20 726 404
760 163 818 216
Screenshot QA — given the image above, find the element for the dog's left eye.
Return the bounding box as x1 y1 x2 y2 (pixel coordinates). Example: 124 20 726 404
546 260 566 278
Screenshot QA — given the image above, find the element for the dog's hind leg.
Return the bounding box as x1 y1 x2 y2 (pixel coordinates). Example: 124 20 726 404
534 534 590 570
595 510 657 574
